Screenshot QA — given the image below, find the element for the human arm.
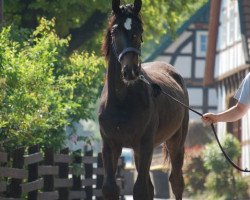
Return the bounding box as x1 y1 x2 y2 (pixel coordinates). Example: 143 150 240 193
203 73 250 124
202 102 250 124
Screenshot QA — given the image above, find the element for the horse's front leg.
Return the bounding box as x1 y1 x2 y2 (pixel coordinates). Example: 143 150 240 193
133 134 154 200
102 139 122 200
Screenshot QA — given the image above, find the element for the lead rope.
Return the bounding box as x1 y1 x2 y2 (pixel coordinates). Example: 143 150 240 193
139 74 250 173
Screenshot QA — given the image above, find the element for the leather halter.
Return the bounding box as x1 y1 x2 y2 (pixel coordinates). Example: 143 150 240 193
111 35 141 63
117 47 141 63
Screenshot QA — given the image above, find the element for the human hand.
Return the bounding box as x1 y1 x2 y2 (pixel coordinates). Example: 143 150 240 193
202 113 218 124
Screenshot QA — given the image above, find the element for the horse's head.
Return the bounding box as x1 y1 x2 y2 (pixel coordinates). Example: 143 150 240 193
110 0 143 82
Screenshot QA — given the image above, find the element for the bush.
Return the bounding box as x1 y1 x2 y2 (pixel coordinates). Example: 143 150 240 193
203 134 249 200
184 145 208 195
0 19 105 151
184 120 212 196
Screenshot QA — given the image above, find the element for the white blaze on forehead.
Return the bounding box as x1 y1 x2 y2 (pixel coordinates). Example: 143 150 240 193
124 18 132 30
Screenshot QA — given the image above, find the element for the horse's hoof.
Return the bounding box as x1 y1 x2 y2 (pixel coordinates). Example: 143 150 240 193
102 183 120 200
133 194 153 200
133 184 153 200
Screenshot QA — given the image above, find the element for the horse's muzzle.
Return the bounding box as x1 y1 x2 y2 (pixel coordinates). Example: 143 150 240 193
122 64 140 81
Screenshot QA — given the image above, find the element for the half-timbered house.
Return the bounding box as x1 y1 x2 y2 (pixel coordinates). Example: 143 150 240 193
204 0 250 170
146 2 217 120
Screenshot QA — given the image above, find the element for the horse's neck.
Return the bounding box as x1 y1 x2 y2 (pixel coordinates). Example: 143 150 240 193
106 56 128 104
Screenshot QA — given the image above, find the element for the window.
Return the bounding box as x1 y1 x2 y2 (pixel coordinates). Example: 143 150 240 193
221 9 227 48
196 31 208 57
228 3 235 44
220 0 239 47
200 34 207 52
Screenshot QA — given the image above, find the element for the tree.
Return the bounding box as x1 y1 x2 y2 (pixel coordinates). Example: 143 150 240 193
3 0 207 54
0 18 105 151
0 0 208 151
0 0 3 24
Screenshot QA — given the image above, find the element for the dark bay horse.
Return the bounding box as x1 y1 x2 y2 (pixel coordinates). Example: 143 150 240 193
98 0 189 199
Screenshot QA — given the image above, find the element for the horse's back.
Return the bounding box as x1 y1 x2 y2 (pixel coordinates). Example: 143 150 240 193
142 61 189 144
142 61 187 99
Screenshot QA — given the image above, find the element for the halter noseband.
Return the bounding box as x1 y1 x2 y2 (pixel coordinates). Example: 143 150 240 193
111 36 141 63
118 47 141 63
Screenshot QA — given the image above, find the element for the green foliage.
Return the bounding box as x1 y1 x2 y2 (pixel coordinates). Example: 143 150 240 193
203 134 249 200
184 152 208 195
1 0 209 151
0 18 105 151
4 0 110 36
203 134 241 173
185 134 249 200
3 0 208 53
142 0 207 40
71 150 84 177
141 0 207 57
204 172 248 200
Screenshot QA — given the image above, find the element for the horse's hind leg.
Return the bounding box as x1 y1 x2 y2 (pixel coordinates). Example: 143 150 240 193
166 128 186 200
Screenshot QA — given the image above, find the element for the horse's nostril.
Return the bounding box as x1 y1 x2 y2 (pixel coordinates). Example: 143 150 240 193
123 71 128 78
123 66 129 78
123 65 139 80
134 67 140 76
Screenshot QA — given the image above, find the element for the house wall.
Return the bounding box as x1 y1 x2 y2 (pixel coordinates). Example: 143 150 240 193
215 0 250 171
215 0 245 78
217 87 227 140
155 27 217 120
242 111 250 171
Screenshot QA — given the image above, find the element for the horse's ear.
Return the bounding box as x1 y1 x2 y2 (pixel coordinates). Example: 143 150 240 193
112 0 121 15
134 0 142 15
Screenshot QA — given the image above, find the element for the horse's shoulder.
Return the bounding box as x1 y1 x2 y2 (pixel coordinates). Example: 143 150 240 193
142 61 184 87
142 61 176 73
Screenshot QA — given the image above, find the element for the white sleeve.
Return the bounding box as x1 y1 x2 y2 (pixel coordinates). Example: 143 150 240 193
234 73 250 105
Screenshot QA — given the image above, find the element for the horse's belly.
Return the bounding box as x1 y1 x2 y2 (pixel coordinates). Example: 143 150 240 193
154 113 185 146
100 123 146 148
154 126 179 146
99 109 151 147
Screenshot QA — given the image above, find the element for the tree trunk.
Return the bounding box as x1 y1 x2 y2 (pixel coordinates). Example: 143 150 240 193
67 10 108 53
0 0 4 24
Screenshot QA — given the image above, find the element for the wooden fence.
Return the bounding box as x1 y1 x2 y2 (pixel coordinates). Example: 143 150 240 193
0 145 125 200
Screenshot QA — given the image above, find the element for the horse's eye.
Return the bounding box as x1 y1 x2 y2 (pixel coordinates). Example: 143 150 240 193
133 34 138 38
